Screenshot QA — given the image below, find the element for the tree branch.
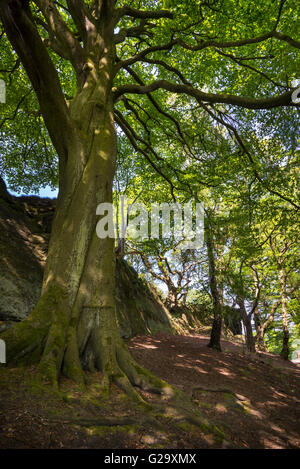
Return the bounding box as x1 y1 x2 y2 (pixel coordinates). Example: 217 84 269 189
115 28 300 71
35 0 85 72
115 6 173 22
114 109 177 200
0 0 75 161
114 79 298 110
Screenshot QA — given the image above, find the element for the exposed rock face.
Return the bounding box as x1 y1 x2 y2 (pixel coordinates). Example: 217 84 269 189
0 180 175 337
0 177 12 203
115 260 175 338
0 193 52 328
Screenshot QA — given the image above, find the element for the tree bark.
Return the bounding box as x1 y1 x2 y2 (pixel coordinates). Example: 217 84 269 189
255 321 268 352
2 93 164 394
166 286 179 312
237 297 256 353
279 266 289 360
0 1 168 397
205 215 222 351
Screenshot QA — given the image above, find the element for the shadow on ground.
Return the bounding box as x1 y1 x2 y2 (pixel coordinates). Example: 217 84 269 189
128 333 300 449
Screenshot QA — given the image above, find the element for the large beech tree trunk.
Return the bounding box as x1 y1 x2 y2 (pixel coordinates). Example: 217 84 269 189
2 92 162 394
0 1 166 397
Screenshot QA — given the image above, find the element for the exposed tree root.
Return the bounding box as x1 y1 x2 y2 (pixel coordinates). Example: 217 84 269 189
49 417 138 427
190 386 247 402
1 287 225 442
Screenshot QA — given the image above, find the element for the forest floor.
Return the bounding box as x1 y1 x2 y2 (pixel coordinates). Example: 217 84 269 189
0 332 299 449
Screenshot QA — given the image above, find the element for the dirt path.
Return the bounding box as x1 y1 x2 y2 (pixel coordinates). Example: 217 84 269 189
0 333 299 449
128 333 300 449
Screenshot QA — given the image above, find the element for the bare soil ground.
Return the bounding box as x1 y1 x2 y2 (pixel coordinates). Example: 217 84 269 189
129 333 300 449
0 332 299 449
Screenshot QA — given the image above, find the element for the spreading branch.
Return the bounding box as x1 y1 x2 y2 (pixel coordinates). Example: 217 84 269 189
114 80 297 109
0 0 75 161
115 6 173 22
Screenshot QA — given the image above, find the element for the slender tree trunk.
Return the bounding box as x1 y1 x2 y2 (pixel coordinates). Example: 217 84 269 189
279 266 289 360
237 298 256 353
253 302 268 352
208 311 222 351
253 306 270 352
255 322 268 352
255 299 281 352
206 217 222 351
251 268 266 351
